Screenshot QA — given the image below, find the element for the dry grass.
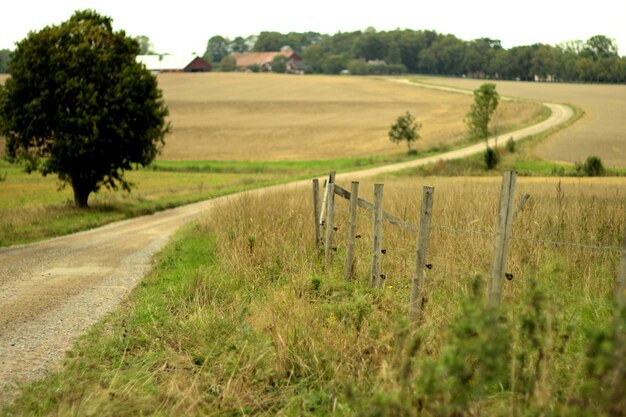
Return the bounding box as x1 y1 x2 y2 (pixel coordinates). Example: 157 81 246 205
208 174 624 314
414 76 626 168
6 174 624 415
157 73 543 161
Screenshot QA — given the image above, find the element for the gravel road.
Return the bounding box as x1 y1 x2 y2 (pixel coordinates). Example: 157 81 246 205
0 82 573 404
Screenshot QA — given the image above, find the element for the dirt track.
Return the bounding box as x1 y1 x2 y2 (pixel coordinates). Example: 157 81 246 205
0 84 573 404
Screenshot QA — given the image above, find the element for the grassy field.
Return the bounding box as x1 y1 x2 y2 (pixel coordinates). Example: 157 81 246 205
412 76 626 168
4 175 624 416
0 73 547 245
0 154 421 246
155 73 543 161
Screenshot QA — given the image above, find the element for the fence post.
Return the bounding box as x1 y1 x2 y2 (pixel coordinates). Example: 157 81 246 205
618 225 626 310
344 181 360 281
312 179 321 253
324 172 337 266
409 186 435 322
371 184 384 288
488 170 517 308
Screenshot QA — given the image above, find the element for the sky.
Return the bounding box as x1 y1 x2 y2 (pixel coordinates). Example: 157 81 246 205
2 0 626 56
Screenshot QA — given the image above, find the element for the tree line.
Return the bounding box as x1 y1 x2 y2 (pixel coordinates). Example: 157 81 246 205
204 29 626 83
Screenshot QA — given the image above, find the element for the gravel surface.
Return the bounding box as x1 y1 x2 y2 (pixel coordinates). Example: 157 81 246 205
0 82 573 406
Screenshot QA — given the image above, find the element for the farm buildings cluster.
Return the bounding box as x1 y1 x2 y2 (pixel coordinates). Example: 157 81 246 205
137 46 304 74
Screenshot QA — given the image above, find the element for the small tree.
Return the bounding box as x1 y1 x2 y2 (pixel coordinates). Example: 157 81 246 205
389 111 422 154
465 83 500 142
466 83 499 170
0 10 170 208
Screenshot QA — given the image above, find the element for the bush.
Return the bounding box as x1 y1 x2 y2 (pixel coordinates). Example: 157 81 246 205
506 136 516 153
347 59 368 75
484 146 499 170
583 156 605 176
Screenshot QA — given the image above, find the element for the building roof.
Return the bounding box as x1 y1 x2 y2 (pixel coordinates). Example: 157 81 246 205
137 54 209 72
233 52 285 67
233 46 300 68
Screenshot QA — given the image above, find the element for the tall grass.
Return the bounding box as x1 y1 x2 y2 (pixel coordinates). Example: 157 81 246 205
4 176 625 416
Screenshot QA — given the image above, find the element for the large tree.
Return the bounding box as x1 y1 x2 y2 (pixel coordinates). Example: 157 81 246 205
0 49 11 73
0 10 169 208
204 35 230 63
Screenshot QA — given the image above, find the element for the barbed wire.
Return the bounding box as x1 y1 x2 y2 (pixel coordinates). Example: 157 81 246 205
508 235 621 252
325 200 622 254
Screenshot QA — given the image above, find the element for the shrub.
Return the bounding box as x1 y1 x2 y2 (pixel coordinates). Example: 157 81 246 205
484 146 499 170
583 155 605 176
506 136 516 153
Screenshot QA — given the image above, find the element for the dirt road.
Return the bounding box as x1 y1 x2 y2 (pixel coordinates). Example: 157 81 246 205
0 84 573 403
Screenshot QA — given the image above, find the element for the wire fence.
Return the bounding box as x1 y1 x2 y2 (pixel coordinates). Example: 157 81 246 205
332 194 621 253
314 171 626 316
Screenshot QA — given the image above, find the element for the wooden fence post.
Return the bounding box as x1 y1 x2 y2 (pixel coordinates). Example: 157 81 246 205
312 179 321 252
319 180 328 227
409 186 435 322
618 224 626 310
371 184 384 288
488 170 517 308
344 181 359 281
324 172 337 266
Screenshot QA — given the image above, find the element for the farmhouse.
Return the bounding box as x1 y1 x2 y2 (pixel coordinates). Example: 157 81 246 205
137 55 211 73
232 46 305 74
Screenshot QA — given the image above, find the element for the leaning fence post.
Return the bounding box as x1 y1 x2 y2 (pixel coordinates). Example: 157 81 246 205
312 179 322 253
344 181 360 281
488 170 517 308
371 184 384 288
324 172 337 266
409 186 435 322
618 225 626 310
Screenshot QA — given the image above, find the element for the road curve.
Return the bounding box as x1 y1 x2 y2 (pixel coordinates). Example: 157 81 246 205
0 82 574 403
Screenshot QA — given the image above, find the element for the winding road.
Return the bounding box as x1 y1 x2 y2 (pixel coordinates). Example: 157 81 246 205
0 81 574 403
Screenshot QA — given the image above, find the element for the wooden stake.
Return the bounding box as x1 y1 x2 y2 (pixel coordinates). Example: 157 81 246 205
618 224 626 310
371 184 384 288
409 186 435 322
319 179 328 226
324 172 337 266
488 170 517 308
344 181 359 281
312 179 321 252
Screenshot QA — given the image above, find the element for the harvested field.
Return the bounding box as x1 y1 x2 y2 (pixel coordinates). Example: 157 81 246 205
414 76 626 167
156 73 542 161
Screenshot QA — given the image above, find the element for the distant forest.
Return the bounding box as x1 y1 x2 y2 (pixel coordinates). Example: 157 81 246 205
204 29 626 83
2 28 624 83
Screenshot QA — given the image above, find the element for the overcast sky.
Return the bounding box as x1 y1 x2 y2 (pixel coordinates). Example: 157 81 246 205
2 0 625 56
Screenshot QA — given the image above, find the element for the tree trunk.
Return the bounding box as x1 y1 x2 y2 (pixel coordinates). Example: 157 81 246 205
71 181 91 208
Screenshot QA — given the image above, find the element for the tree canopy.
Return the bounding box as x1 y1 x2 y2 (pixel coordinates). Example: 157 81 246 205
0 10 170 208
205 29 625 82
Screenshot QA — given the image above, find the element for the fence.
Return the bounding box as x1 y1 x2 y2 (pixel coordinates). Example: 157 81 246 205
312 170 626 323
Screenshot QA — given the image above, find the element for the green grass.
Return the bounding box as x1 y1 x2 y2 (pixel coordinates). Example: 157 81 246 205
0 154 403 247
0 149 459 247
